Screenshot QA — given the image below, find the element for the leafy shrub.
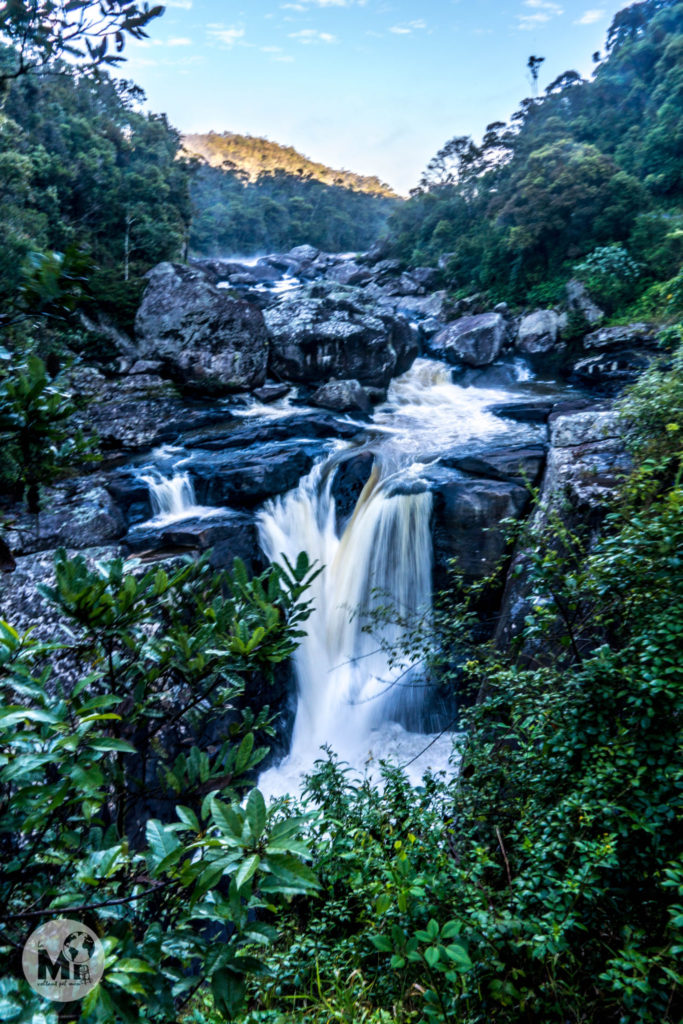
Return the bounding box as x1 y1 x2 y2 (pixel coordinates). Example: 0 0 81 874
0 550 320 1022
574 243 643 315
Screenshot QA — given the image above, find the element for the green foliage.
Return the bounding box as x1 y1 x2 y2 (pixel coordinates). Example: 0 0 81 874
385 0 683 309
184 132 397 199
574 243 643 314
0 549 320 1022
0 2 164 87
0 347 95 511
226 343 683 1024
189 164 398 257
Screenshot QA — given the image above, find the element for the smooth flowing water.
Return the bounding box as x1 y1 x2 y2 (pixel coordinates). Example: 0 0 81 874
257 358 548 798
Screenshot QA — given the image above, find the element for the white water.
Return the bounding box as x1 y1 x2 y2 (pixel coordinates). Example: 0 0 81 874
257 358 543 799
139 470 219 525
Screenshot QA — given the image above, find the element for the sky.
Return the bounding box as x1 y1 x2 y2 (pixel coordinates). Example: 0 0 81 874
119 0 632 195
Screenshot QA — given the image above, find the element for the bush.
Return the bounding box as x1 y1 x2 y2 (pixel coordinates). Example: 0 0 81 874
0 550 320 1022
574 243 643 315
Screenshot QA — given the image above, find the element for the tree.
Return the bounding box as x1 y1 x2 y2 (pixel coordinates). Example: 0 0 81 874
527 54 545 96
0 0 164 87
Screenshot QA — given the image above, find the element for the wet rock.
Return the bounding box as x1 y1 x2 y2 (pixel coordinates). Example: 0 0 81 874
311 378 372 414
424 468 530 584
327 261 373 287
286 244 320 264
517 310 561 355
488 399 555 423
5 479 126 557
135 262 269 394
427 313 507 367
68 366 235 452
183 412 364 452
252 383 292 403
264 292 417 387
566 279 603 326
582 322 657 352
442 444 547 486
393 291 449 320
572 349 655 390
186 441 320 508
330 450 376 527
125 509 261 572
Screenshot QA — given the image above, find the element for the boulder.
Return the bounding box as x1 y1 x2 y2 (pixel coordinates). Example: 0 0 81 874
423 469 530 584
517 310 561 355
286 244 319 264
572 350 655 390
5 479 126 557
311 378 373 414
68 366 236 452
488 399 555 423
125 509 261 572
182 411 364 452
252 383 291 403
330 451 376 527
427 313 507 367
441 444 547 486
264 292 417 387
582 323 657 352
135 262 269 394
185 441 320 508
326 261 373 287
566 279 603 326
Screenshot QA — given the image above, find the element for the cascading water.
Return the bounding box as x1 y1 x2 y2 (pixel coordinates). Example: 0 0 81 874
139 469 219 525
257 358 548 798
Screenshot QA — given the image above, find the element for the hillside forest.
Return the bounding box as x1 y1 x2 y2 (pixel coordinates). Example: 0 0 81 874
0 1 682 1023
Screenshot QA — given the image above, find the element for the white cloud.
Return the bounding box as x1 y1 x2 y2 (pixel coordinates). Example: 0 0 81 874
575 9 605 24
389 19 427 35
261 45 283 52
207 24 245 46
517 0 563 29
167 37 192 46
289 28 337 43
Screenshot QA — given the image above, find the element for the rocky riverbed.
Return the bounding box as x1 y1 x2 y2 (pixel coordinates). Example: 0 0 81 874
0 244 647 783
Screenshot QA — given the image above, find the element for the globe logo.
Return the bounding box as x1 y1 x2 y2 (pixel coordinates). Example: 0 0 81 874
22 919 104 1001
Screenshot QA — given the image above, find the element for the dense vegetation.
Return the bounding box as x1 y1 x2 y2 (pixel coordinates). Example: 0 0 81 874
188 162 398 258
0 1 682 1022
183 132 396 196
385 0 683 309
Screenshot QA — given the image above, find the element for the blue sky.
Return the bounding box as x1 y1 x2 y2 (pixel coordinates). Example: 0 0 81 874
120 0 631 194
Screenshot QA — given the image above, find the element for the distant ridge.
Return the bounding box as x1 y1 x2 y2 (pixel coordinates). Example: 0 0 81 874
182 131 398 199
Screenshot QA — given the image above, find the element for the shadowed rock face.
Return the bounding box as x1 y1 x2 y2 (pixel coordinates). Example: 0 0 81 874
427 313 507 367
516 310 561 355
135 262 269 394
264 292 417 386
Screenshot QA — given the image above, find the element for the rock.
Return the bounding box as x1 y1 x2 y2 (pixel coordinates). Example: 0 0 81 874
427 313 507 367
441 444 547 486
68 366 236 452
582 323 657 352
286 244 320 264
0 536 16 573
393 291 449 320
311 378 373 414
252 383 291 403
517 310 561 355
494 302 509 316
494 408 630 652
5 479 126 557
566 279 604 326
182 411 364 452
124 509 261 572
330 451 376 527
326 262 373 287
134 262 269 394
407 267 440 291
264 292 417 387
488 400 554 423
425 469 531 584
572 349 655 390
186 441 320 508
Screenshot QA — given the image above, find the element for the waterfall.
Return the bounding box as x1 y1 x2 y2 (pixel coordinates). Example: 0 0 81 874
139 470 219 524
258 457 435 793
256 358 545 796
